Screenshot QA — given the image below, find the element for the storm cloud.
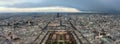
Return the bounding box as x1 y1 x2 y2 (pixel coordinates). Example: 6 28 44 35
0 0 120 12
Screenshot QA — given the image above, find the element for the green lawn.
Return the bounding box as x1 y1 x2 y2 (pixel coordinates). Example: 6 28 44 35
59 42 63 44
60 35 63 40
52 41 57 44
65 42 69 44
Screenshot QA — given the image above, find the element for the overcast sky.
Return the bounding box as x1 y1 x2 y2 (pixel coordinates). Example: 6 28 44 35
0 0 120 12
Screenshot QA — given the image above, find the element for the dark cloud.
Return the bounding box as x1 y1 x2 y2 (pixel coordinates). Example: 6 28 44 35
5 0 120 13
